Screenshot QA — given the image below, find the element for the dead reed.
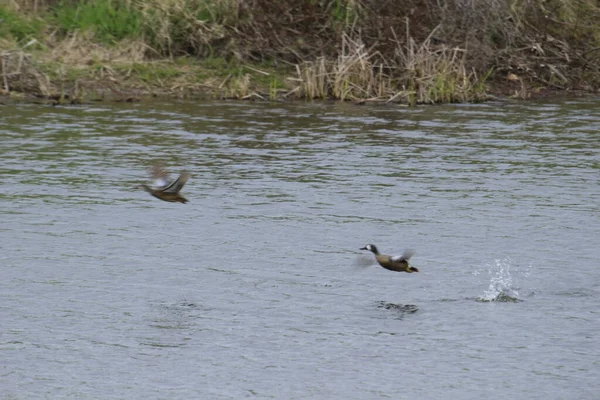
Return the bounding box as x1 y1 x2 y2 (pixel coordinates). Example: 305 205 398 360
1 50 53 96
293 31 489 104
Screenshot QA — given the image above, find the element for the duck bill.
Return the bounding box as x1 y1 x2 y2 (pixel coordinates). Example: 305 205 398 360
359 246 367 250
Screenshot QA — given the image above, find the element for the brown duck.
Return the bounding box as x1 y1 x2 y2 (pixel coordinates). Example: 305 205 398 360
360 244 419 273
136 163 190 203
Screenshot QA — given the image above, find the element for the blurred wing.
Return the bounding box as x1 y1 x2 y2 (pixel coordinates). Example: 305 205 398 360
163 171 190 193
154 177 169 188
353 254 377 268
148 161 170 184
391 249 416 262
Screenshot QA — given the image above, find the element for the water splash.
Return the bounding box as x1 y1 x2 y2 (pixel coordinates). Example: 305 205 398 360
478 258 521 302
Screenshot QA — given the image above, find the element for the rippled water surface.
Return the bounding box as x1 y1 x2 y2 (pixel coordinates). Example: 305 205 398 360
2 99 599 399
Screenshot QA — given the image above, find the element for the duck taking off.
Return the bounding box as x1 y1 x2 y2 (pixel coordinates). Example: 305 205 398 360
360 244 419 273
136 162 190 204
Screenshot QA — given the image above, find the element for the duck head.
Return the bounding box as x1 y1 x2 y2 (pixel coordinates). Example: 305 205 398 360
360 244 379 254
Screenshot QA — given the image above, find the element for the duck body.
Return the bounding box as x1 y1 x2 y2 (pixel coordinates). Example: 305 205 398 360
360 244 418 273
137 163 190 203
137 183 189 203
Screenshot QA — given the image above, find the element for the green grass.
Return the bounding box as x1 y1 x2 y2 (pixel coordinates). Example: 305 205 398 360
38 61 92 82
201 57 231 71
124 63 184 82
192 0 239 24
50 0 143 44
330 0 362 30
0 6 46 44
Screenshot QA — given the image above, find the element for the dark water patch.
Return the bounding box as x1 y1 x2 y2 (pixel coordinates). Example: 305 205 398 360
90 340 130 349
554 288 597 298
146 299 210 332
206 267 241 275
376 301 419 318
156 299 210 314
176 301 200 309
149 323 190 330
141 342 186 348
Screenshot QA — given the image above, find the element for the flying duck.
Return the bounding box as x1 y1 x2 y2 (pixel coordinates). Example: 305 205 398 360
136 162 190 203
360 244 419 273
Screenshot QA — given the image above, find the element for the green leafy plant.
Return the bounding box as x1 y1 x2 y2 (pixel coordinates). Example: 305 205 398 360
0 6 45 43
51 0 143 44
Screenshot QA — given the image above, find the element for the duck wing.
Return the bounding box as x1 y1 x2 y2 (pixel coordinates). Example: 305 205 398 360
148 162 171 188
162 171 190 193
353 254 377 268
391 249 416 262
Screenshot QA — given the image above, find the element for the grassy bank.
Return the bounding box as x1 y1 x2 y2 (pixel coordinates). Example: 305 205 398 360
1 0 600 104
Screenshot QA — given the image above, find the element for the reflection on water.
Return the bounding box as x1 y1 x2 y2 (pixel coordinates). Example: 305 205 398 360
1 99 600 399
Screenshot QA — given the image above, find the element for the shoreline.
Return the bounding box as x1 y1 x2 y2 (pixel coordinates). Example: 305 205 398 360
2 0 600 105
2 50 595 106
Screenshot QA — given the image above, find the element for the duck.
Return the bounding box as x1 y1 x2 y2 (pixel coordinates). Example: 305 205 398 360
360 244 419 273
136 162 190 203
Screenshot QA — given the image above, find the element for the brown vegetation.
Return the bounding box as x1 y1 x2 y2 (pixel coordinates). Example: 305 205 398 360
2 0 600 103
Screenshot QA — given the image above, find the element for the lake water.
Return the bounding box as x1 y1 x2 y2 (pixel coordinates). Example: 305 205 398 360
1 98 599 399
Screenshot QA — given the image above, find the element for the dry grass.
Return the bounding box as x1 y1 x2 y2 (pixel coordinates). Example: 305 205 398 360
1 50 53 96
42 32 148 66
331 35 386 101
396 24 488 104
294 35 392 102
8 0 53 12
295 58 329 99
293 31 488 104
135 0 242 58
